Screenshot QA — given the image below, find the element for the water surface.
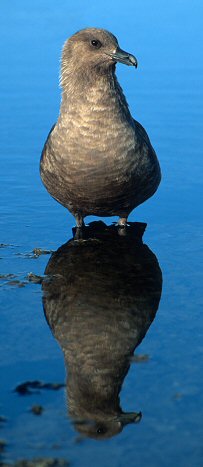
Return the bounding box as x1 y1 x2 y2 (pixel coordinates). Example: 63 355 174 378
0 1 203 466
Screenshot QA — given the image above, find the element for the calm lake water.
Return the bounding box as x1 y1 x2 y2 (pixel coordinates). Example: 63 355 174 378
0 1 203 466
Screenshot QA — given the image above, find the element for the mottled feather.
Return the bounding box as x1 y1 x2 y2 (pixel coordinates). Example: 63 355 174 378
40 28 161 226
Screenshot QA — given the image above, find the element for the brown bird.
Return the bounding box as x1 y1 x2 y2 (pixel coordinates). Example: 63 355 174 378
40 28 161 227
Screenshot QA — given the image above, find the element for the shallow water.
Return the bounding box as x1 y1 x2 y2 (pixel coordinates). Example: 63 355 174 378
0 1 203 466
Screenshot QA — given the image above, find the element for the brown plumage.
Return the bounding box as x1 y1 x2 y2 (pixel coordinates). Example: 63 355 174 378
40 28 161 227
42 221 162 439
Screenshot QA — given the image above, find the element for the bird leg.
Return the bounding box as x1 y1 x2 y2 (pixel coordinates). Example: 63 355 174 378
75 212 84 228
74 227 84 240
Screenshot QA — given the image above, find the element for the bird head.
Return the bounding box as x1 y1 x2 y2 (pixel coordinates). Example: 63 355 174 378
61 28 137 88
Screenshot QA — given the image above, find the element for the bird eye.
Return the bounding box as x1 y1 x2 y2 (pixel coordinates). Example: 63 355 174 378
96 426 106 434
91 39 102 49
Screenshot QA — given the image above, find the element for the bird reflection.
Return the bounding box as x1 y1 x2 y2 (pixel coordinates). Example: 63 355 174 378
42 221 162 440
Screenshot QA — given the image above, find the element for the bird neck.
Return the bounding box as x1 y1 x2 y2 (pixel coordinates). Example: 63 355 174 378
60 66 132 123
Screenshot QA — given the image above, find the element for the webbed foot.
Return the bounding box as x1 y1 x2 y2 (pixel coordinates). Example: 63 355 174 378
118 217 128 227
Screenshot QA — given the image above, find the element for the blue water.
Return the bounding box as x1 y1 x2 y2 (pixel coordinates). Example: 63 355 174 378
0 1 203 466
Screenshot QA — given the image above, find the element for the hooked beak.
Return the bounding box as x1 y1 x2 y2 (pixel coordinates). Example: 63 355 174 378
107 47 138 68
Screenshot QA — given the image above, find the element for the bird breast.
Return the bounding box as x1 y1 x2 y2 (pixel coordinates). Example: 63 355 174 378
40 76 158 216
51 84 139 175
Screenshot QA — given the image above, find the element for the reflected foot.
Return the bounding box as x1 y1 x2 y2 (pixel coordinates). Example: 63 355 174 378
118 226 127 236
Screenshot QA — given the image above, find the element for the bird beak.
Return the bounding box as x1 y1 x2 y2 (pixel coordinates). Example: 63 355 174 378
108 47 138 67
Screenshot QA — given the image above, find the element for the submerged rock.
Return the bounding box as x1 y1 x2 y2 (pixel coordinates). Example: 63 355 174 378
0 459 69 467
0 439 7 453
30 405 44 416
14 381 65 396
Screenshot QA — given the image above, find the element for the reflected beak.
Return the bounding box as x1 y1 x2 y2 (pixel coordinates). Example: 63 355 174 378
107 47 138 67
116 411 142 425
